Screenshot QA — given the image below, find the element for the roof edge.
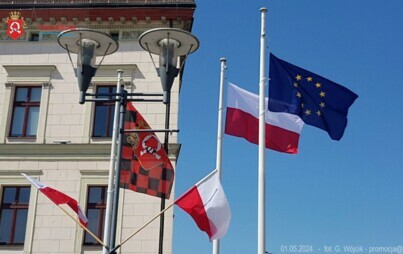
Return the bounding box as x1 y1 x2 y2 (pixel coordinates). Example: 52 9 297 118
0 3 196 9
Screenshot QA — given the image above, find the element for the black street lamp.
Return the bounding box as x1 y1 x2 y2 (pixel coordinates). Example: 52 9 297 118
139 27 199 254
57 27 199 254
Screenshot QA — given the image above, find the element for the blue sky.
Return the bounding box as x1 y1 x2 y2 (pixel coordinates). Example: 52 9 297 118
173 1 403 254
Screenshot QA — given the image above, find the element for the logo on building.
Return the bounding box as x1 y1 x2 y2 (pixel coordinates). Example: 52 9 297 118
6 11 26 40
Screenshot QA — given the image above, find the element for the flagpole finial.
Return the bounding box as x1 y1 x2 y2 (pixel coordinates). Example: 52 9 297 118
220 58 227 69
260 7 268 13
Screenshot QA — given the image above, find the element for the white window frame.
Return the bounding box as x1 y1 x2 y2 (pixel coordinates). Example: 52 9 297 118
76 169 124 254
0 170 41 253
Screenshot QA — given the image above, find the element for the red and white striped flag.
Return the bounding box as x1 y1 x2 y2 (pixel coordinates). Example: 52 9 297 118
22 173 88 226
175 170 231 240
225 83 304 154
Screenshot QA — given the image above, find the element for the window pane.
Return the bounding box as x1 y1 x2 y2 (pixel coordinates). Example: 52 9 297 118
11 107 25 136
93 106 108 137
96 87 110 98
110 32 119 41
3 187 16 204
15 88 28 102
108 106 115 136
84 209 100 244
13 209 28 244
26 107 39 136
0 209 13 244
111 86 117 99
30 88 42 102
30 33 39 41
18 188 30 204
88 187 102 204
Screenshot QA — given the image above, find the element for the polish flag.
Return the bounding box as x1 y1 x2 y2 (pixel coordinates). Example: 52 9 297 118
22 173 88 226
175 170 231 240
225 83 304 154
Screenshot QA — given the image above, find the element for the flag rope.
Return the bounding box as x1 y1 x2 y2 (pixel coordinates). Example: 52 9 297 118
58 205 106 247
110 202 176 253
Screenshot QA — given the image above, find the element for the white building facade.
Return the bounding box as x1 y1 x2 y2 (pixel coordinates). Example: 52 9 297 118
0 1 195 253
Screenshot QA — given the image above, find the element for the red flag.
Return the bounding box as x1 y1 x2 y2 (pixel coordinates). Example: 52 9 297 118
120 103 174 199
22 173 88 226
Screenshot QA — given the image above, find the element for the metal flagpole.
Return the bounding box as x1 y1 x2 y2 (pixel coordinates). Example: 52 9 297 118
212 57 227 254
103 69 124 254
258 7 268 254
109 89 127 254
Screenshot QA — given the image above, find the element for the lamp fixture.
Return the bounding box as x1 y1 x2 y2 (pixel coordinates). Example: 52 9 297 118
57 28 119 104
139 28 199 104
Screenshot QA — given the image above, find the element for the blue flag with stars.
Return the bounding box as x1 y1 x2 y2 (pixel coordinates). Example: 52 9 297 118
268 53 358 140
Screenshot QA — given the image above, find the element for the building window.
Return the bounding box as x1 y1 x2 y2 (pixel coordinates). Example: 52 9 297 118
93 86 116 137
9 87 42 137
84 186 107 245
29 32 40 41
121 30 142 40
0 186 31 245
110 31 119 41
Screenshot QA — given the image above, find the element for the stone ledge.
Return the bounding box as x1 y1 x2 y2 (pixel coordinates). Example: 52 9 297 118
0 143 181 160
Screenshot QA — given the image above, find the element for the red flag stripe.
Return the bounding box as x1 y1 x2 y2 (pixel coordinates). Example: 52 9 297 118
22 174 88 226
225 83 303 154
175 186 212 238
225 107 300 154
175 170 231 240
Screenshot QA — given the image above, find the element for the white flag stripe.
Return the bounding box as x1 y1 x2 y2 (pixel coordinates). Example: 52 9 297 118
227 83 304 134
197 170 231 240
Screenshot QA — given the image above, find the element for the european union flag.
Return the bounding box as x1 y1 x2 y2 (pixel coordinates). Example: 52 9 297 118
269 53 358 140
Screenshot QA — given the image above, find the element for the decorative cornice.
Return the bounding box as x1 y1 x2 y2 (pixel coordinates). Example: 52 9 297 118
0 1 196 10
3 65 57 83
0 143 181 160
5 82 13 88
0 144 112 159
124 81 134 89
42 82 51 88
0 170 43 176
80 169 109 176
0 7 194 31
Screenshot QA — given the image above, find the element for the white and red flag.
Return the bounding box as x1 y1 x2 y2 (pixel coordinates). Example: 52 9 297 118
22 173 88 226
225 83 304 154
175 170 231 241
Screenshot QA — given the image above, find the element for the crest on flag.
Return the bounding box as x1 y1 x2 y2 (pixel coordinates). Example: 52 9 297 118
125 119 165 170
6 11 26 40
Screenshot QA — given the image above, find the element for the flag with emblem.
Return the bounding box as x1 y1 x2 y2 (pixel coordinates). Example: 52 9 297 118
119 103 174 199
269 53 358 140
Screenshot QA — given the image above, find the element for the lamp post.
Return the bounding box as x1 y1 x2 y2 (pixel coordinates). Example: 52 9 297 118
58 27 198 254
139 28 199 254
58 28 122 254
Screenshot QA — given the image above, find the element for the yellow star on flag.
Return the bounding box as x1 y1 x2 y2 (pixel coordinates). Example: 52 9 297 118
305 109 311 115
306 76 313 82
296 75 302 81
317 110 321 116
296 92 302 98
319 91 326 97
320 102 325 108
315 82 321 88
